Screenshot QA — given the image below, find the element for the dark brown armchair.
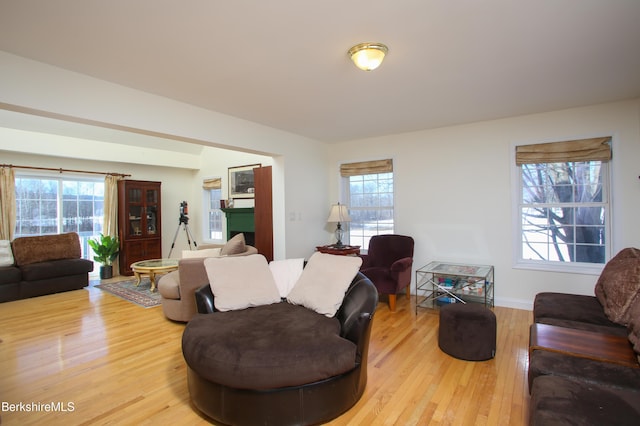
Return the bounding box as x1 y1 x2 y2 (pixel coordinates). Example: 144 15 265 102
359 234 414 311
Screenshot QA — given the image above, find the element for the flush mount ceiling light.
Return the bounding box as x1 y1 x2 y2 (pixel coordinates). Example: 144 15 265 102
348 42 388 71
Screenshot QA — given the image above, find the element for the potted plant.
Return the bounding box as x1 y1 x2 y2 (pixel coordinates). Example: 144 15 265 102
88 234 120 279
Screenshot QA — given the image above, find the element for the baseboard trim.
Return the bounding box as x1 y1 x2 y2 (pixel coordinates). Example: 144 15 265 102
408 292 533 312
494 297 532 311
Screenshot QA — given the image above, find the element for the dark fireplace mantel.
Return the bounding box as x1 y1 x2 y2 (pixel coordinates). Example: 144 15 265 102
221 208 255 246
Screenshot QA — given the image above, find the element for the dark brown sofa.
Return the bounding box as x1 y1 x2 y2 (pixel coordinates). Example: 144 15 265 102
528 247 640 425
0 232 94 302
182 271 378 426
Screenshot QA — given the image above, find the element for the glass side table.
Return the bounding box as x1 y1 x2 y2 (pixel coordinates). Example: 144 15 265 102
415 261 494 313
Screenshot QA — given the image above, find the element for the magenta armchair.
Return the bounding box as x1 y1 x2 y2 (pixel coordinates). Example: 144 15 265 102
359 234 414 311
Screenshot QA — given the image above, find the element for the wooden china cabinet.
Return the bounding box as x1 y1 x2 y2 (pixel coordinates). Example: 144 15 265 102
117 180 162 275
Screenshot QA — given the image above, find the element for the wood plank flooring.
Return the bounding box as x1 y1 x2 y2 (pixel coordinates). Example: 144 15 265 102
0 282 531 425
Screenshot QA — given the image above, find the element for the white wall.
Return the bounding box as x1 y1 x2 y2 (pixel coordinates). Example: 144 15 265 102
193 147 272 244
1 142 279 258
0 51 330 260
2 51 638 309
0 149 197 257
330 99 640 309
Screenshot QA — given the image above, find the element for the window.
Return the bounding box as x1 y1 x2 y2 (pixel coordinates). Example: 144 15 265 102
514 137 611 272
14 175 105 260
341 160 394 249
203 178 223 241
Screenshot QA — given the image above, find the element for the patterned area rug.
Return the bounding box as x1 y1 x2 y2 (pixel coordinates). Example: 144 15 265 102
94 278 162 308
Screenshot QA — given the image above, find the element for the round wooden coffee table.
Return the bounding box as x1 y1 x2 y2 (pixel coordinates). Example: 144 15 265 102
130 259 179 292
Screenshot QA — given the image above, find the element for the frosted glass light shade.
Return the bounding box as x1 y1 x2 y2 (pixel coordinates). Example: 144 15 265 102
348 42 388 71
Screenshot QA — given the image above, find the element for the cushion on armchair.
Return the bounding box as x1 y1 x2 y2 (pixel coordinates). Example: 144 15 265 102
204 254 281 312
533 292 627 336
626 297 640 362
182 302 357 390
287 252 362 317
269 258 304 298
594 247 640 325
181 248 222 258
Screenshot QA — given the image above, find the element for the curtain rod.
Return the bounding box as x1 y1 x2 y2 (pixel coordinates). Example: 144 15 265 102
0 164 131 178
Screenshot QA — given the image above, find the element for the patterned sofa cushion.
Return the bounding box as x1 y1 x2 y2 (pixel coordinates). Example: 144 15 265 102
594 247 640 325
11 232 81 266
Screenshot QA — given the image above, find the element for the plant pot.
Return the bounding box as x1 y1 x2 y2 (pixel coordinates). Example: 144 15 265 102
100 265 113 280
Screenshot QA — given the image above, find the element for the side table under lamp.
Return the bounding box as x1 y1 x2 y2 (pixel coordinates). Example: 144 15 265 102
318 202 360 255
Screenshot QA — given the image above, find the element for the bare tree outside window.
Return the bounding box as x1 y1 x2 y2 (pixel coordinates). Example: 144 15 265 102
520 161 606 265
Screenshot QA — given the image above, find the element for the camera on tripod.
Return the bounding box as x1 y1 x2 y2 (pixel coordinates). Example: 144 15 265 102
169 200 197 257
179 201 189 224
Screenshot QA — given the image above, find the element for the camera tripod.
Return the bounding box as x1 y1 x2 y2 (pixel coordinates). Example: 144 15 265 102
168 213 197 257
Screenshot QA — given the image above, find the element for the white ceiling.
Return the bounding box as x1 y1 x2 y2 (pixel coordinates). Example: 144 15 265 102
1 0 640 144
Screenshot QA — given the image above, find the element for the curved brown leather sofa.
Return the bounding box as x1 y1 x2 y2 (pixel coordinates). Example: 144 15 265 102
182 272 378 426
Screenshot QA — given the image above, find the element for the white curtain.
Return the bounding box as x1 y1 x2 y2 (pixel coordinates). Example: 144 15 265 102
0 166 16 240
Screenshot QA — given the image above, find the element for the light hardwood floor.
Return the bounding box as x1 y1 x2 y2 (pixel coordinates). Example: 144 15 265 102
0 281 531 425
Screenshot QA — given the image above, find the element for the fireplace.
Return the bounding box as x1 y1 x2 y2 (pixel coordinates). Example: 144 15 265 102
221 208 255 246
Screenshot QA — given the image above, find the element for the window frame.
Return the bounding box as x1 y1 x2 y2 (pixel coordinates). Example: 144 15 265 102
202 180 224 243
14 171 105 261
511 140 612 275
341 169 395 251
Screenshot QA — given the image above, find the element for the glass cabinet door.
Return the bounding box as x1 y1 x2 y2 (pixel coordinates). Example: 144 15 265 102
129 188 142 203
145 188 159 236
124 186 160 238
127 187 143 238
128 205 143 237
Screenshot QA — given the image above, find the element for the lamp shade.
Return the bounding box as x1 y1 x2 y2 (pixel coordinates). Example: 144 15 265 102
327 203 351 223
348 42 388 71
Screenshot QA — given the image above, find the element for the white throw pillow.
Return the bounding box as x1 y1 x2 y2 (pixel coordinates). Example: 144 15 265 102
182 248 221 259
287 252 363 317
204 254 281 312
0 240 14 267
269 258 304 298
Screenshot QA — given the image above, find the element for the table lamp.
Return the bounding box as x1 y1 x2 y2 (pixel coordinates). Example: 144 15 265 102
327 202 351 247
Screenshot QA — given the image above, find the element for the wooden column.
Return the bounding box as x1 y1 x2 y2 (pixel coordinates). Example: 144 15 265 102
253 166 273 261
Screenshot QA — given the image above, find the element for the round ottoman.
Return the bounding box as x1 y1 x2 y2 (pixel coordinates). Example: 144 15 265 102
438 303 496 361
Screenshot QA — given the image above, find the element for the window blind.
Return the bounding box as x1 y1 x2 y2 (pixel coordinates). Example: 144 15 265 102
340 159 393 177
515 137 611 165
202 177 222 190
